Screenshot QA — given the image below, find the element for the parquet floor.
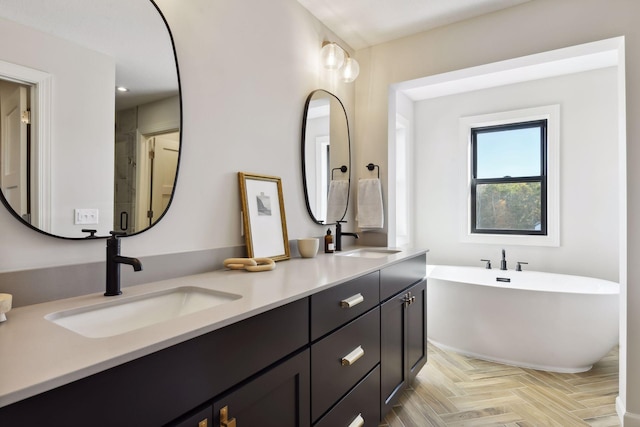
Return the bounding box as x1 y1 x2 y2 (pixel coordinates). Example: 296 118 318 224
381 343 620 427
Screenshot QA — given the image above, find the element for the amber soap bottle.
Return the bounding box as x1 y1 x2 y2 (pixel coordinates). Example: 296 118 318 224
324 229 334 253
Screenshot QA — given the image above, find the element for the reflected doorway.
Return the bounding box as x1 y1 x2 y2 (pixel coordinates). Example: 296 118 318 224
114 130 179 233
0 79 32 224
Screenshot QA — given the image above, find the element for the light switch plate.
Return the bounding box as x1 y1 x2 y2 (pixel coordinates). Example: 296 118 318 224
75 209 99 225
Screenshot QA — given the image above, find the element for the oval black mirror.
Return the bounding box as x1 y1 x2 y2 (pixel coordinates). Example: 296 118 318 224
0 0 181 239
301 90 351 224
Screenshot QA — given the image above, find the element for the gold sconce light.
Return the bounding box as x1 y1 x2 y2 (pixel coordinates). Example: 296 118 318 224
320 41 360 83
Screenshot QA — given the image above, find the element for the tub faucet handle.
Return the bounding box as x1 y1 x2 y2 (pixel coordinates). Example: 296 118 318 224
516 261 528 272
480 259 492 269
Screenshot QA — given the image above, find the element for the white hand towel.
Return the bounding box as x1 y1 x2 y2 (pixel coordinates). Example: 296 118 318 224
326 180 349 223
357 178 384 228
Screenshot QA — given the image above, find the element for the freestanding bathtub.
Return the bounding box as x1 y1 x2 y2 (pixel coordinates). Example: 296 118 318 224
426 265 619 373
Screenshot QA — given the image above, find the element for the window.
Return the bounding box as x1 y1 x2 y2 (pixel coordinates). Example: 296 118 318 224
459 105 559 247
471 120 547 235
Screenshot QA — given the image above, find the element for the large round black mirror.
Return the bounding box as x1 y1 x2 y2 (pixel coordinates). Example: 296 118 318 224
301 90 351 224
0 0 180 239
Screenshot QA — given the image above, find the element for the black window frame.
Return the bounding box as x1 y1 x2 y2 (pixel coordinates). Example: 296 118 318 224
470 119 548 236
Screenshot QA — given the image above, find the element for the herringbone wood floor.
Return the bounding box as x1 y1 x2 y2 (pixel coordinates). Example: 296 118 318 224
381 343 619 427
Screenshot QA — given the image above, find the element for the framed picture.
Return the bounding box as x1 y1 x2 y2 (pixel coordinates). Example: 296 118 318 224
238 172 290 261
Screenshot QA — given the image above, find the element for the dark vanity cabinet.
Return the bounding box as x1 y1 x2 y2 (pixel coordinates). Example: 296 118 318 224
0 254 427 427
380 258 428 418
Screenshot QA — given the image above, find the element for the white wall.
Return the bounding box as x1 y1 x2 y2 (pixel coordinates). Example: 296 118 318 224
414 67 619 281
0 0 355 270
352 0 638 423
137 95 180 135
0 16 115 238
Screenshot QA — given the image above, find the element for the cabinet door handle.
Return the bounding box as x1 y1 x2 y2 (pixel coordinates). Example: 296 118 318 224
402 291 416 306
341 345 365 366
340 293 364 308
348 413 365 427
220 406 236 427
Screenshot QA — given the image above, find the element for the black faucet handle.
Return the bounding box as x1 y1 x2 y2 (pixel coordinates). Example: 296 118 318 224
516 261 528 272
82 229 97 238
480 259 492 269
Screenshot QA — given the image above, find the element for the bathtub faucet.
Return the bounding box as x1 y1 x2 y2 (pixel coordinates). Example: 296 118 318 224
500 249 507 271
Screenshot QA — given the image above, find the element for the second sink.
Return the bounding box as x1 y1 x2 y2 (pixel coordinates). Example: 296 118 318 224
46 286 242 338
336 248 402 259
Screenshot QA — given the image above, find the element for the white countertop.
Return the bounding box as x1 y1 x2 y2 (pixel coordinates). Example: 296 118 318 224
0 247 426 408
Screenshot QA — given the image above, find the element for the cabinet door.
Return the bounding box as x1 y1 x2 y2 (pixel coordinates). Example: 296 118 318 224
380 289 406 417
213 349 310 427
380 280 427 419
406 280 427 383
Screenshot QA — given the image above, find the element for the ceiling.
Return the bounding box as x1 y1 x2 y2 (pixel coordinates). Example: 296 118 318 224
0 0 178 110
296 0 531 50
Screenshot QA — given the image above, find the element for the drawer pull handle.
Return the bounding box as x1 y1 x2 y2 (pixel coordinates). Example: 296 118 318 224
348 414 365 427
340 293 364 308
341 345 365 366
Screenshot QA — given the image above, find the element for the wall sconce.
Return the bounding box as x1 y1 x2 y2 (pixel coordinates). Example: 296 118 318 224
320 41 360 83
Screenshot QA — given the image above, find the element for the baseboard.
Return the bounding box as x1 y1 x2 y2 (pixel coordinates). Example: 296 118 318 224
618 396 640 426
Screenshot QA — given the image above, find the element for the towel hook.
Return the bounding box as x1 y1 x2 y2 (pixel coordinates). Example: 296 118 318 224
331 165 348 180
366 163 380 178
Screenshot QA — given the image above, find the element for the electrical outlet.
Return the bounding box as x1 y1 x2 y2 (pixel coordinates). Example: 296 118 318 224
75 209 99 225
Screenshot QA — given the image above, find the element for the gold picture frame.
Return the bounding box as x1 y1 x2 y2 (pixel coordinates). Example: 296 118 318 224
238 172 290 261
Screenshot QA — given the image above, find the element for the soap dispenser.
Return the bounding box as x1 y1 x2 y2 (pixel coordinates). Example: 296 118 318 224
324 229 335 253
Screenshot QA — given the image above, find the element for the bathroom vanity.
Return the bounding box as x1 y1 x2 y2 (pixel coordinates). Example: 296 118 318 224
0 249 426 426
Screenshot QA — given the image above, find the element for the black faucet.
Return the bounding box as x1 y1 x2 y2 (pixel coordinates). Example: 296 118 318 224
105 231 142 296
335 221 359 251
500 249 507 271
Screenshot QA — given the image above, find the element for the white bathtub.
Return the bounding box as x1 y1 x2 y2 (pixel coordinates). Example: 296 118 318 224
426 265 619 373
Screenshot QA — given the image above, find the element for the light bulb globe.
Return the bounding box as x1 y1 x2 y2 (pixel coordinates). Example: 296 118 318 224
320 42 345 70
341 57 360 83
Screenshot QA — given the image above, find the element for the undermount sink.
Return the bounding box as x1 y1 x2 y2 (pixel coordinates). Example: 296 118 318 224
45 286 242 338
336 248 402 259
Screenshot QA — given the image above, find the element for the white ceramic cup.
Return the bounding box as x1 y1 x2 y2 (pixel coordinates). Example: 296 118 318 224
0 293 12 322
297 238 319 258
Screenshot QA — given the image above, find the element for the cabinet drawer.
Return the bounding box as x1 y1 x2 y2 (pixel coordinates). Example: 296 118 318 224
314 365 380 427
311 271 379 340
311 307 381 422
380 254 426 301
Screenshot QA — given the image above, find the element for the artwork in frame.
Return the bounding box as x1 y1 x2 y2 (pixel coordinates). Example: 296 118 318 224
238 172 290 261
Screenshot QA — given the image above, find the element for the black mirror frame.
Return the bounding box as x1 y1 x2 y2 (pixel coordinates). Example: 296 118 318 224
300 89 351 225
